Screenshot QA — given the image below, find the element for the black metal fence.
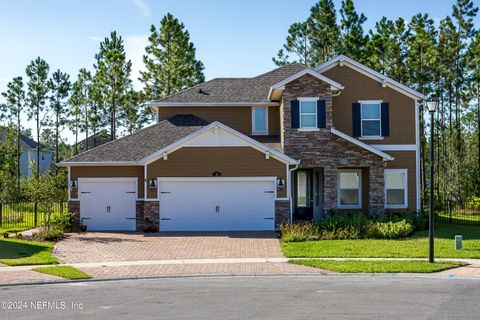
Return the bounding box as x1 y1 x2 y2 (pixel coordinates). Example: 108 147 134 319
0 202 68 231
437 199 480 225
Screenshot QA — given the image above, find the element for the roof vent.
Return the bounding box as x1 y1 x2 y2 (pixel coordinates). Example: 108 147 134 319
198 89 210 95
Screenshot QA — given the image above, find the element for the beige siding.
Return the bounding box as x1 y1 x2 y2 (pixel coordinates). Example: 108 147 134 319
147 147 287 198
157 106 280 136
322 65 416 145
70 166 145 199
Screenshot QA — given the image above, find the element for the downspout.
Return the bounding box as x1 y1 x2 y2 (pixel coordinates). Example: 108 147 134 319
288 161 300 223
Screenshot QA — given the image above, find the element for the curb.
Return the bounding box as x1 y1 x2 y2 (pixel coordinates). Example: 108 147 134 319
2 271 480 288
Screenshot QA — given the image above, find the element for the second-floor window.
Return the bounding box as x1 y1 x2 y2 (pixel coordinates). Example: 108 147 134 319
300 98 317 129
361 101 382 137
252 107 268 135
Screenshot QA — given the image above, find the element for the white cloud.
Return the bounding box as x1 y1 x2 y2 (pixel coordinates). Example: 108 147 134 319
89 36 103 43
132 0 150 17
124 34 149 91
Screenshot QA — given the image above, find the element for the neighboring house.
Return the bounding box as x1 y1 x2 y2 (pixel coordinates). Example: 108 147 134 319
0 127 54 179
76 130 111 152
59 55 423 232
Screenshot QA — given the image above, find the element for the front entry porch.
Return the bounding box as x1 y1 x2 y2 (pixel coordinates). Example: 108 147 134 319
292 166 383 221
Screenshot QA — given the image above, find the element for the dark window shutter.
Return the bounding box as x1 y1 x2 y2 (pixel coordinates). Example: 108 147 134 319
352 103 361 137
291 100 300 129
381 102 390 136
317 100 326 128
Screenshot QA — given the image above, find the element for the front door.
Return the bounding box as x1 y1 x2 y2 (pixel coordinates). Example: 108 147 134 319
294 170 313 221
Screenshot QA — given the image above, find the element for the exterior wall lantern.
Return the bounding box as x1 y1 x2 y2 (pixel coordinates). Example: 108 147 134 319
149 178 157 189
277 178 285 189
70 180 78 189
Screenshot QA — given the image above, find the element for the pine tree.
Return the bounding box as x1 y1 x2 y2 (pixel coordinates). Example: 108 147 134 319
1 77 24 191
308 0 339 63
48 69 71 162
88 76 106 148
338 0 368 62
140 13 205 100
25 57 50 179
366 17 407 82
273 22 314 66
95 31 132 140
405 13 438 207
467 31 480 191
68 84 82 155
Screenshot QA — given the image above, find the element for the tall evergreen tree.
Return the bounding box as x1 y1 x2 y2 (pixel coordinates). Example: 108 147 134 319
95 31 132 140
48 69 71 162
405 13 437 207
140 13 205 100
308 0 339 63
1 77 24 191
338 0 368 62
25 57 50 179
273 22 314 66
467 32 480 172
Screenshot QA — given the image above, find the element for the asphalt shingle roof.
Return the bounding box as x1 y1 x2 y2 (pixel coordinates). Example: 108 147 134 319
0 127 45 149
157 63 307 103
63 117 205 163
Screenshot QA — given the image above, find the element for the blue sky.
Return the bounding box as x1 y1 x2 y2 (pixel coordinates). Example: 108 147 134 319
0 0 464 141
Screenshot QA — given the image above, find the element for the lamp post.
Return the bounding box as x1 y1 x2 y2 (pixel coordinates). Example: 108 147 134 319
426 95 439 263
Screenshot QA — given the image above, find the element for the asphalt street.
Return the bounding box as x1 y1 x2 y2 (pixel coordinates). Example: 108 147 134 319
0 275 479 320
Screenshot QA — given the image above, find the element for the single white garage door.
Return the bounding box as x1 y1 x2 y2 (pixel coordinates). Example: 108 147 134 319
79 178 137 231
159 178 276 231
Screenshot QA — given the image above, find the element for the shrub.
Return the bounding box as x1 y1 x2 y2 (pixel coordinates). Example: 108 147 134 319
366 220 414 239
33 228 64 241
3 232 9 238
51 212 75 232
3 214 24 224
280 222 322 242
468 197 480 209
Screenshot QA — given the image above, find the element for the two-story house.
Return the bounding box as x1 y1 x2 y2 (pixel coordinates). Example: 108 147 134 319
60 55 423 232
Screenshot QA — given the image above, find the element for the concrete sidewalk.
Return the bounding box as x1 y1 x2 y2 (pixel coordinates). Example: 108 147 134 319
1 257 479 285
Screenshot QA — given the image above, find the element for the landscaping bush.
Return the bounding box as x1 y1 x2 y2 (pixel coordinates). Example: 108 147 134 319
365 220 414 239
33 228 64 241
3 213 24 224
280 222 322 242
51 212 75 232
280 211 418 242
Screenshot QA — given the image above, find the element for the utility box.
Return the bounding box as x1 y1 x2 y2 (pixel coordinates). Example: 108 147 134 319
455 235 462 250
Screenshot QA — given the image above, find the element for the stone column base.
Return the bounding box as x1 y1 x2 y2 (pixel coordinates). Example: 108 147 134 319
275 200 291 230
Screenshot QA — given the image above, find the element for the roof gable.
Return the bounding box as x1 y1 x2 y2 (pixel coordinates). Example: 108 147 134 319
315 55 425 100
331 128 394 161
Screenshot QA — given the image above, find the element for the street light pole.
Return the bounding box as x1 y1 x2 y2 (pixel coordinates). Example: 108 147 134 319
429 109 435 263
426 95 438 263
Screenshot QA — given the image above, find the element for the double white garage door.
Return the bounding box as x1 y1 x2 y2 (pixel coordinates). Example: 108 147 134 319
79 178 276 231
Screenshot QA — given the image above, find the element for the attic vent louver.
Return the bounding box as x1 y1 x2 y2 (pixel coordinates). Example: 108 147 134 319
198 89 210 95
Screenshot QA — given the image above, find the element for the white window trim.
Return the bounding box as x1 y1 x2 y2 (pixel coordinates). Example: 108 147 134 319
251 107 269 135
299 97 318 130
385 169 408 209
359 100 382 139
337 169 362 209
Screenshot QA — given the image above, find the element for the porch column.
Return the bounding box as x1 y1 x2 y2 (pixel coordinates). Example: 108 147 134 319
369 165 385 215
323 166 337 213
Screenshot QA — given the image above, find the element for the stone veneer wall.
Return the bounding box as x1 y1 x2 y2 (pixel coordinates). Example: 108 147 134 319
275 200 290 229
68 200 81 231
281 74 385 215
135 201 160 232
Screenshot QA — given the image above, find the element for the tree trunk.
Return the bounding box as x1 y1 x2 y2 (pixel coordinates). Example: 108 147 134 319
16 110 21 193
36 105 40 180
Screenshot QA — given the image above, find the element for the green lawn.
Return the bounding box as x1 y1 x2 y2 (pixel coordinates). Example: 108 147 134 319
282 224 480 258
33 266 92 280
0 238 58 266
290 259 466 273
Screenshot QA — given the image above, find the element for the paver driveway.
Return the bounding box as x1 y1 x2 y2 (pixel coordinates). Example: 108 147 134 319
54 232 284 263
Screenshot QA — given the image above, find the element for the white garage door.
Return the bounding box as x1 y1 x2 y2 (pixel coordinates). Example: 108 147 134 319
79 178 137 231
159 178 276 231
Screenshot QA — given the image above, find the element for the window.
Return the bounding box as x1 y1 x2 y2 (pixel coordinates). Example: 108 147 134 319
252 107 268 135
361 101 381 137
299 98 317 129
385 169 408 208
296 171 311 207
337 169 362 209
